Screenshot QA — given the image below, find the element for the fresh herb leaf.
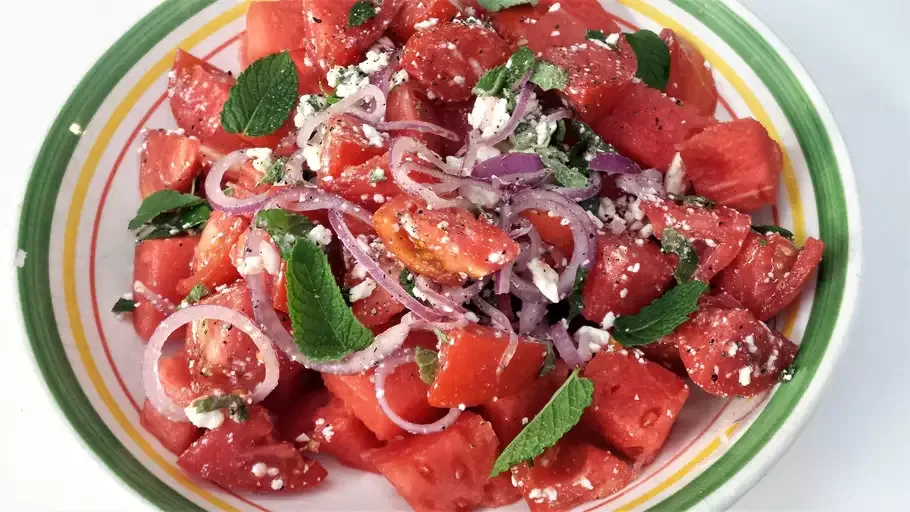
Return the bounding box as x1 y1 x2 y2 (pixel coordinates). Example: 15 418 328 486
661 228 698 283
254 209 316 259
538 147 588 188
258 156 289 186
400 269 418 298
670 194 716 209
568 120 613 168
287 240 373 361
612 280 708 346
129 190 204 230
567 268 589 322
348 1 377 27
505 47 537 86
221 51 299 137
759 238 769 247
223 186 234 197
433 327 450 346
538 342 556 377
586 29 607 43
414 347 439 384
779 364 797 382
491 369 593 476
184 284 210 305
474 64 507 96
193 395 250 422
625 29 671 90
752 225 795 241
136 203 212 241
477 0 537 12
554 119 567 144
530 60 568 91
369 167 387 183
111 298 136 313
325 92 342 106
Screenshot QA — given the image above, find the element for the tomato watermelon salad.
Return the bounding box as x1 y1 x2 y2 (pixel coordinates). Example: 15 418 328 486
117 0 825 509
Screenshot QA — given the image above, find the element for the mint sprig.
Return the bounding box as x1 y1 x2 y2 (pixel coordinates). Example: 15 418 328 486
474 47 568 96
129 190 211 240
184 284 210 305
111 298 136 313
661 227 698 283
129 190 204 229
530 61 568 91
221 51 298 137
612 280 708 346
258 156 289 186
491 369 593 476
752 225 795 241
567 267 589 322
477 0 536 12
254 209 316 259
625 29 671 90
287 240 374 362
348 1 378 28
414 347 439 385
193 395 249 422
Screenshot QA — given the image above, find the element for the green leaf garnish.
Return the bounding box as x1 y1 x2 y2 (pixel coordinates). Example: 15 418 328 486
254 209 316 259
474 47 568 96
473 64 508 97
221 51 299 137
538 342 556 377
399 269 418 299
129 190 204 230
258 156 289 186
661 227 698 283
184 284 210 305
585 29 608 43
434 327 451 346
111 298 137 313
670 194 716 209
369 167 387 183
491 369 593 476
348 1 378 28
612 280 708 346
530 60 568 91
625 29 671 90
287 240 374 361
538 147 589 189
129 190 210 240
752 225 795 241
567 268 589 322
477 0 537 12
193 395 249 422
504 47 537 87
414 347 439 385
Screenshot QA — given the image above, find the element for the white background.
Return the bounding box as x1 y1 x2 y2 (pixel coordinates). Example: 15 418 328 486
1 1 908 510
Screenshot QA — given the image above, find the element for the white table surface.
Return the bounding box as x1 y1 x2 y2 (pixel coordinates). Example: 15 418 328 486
2 1 908 510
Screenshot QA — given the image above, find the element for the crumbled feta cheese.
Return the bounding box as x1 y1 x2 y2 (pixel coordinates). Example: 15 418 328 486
14 249 26 268
453 75 465 85
349 278 377 302
321 424 335 442
475 144 501 162
548 2 561 12
362 124 385 147
390 69 410 88
575 326 612 362
251 462 268 477
527 257 560 303
306 225 333 247
601 311 616 330
245 148 274 174
468 96 511 139
414 18 439 30
294 94 328 128
738 367 752 386
270 478 284 490
358 50 390 74
535 119 556 146
302 144 322 171
665 152 687 196
184 404 225 429
575 477 593 490
605 33 621 46
327 65 370 98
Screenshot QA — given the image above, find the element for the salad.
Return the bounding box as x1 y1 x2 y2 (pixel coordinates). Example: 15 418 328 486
121 0 825 509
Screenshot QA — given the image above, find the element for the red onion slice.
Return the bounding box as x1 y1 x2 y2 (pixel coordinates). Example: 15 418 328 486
296 84 387 148
616 169 666 198
416 276 467 314
518 301 548 336
142 305 280 422
471 297 513 332
374 351 461 434
389 137 473 209
479 77 533 147
472 153 546 179
204 151 271 215
440 277 489 305
266 185 374 226
543 109 572 124
549 321 583 368
547 170 602 201
375 120 460 141
133 281 176 315
589 152 642 175
509 273 549 303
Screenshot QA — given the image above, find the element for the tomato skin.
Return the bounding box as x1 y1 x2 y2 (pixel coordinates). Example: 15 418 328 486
133 236 198 341
582 233 677 322
520 209 575 258
491 0 622 54
178 211 250 296
245 0 307 64
677 118 782 212
138 129 203 199
511 438 636 511
302 0 404 69
594 82 715 171
365 412 499 512
661 29 718 117
643 198 752 282
386 81 446 154
543 44 636 125
480 362 569 445
388 0 461 43
676 306 798 397
177 406 328 493
373 195 520 285
429 324 547 408
402 22 511 102
482 472 523 508
581 343 690 465
140 400 200 455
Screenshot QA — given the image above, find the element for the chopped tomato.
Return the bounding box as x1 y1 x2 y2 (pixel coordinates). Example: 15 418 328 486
373 195 520 285
288 49 328 94
715 232 824 320
366 412 499 511
428 324 547 408
582 343 690 465
543 43 636 125
402 22 511 102
386 81 446 154
245 0 307 64
642 198 751 281
140 400 200 455
661 29 718 116
491 0 622 54
582 232 676 322
388 0 461 43
302 0 404 69
677 305 798 397
594 82 714 171
177 211 250 295
520 209 575 258
177 406 328 493
322 349 444 440
138 129 203 199
133 236 198 341
480 362 569 445
318 114 388 180
482 472 523 508
677 118 783 212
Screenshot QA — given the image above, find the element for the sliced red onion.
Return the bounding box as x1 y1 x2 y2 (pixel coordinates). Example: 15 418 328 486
513 226 543 270
479 80 533 147
547 170 602 202
204 150 269 215
549 321 584 368
133 281 176 315
543 109 572 124
472 153 545 179
374 351 461 434
518 301 548 336
296 84 387 148
589 152 642 175
509 273 548 303
328 210 454 323
374 120 460 141
412 317 472 332
142 305 280 421
471 297 513 332
460 133 480 175
266 186 374 226
416 276 467 314
389 137 473 209
440 278 489 305
616 168 666 198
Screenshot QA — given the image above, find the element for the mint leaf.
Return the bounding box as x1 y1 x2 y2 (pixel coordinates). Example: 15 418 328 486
325 92 342 106
612 280 708 346
753 225 795 241
625 30 671 90
111 298 136 313
138 203 211 241
530 60 568 91
193 395 249 422
348 1 377 27
221 51 298 137
434 327 451 346
414 347 439 384
184 284 210 305
505 47 537 86
129 190 204 230
586 29 608 43
254 209 316 259
258 156 288 186
474 64 507 97
670 194 716 209
477 0 536 12
567 268 589 322
538 147 588 189
491 369 593 475
287 240 374 361
661 228 698 283
400 269 418 298
538 342 556 377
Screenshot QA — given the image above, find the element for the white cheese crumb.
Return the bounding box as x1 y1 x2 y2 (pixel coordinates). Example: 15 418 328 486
391 69 410 88
601 311 617 330
414 18 439 30
306 225 333 247
184 405 225 430
302 144 322 171
527 257 561 303
270 478 284 490
358 50 390 75
575 326 612 362
245 148 274 174
14 249 26 268
665 152 687 196
548 2 561 12
362 124 385 147
251 462 268 477
738 367 753 386
322 425 335 442
349 278 377 302
575 476 593 490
